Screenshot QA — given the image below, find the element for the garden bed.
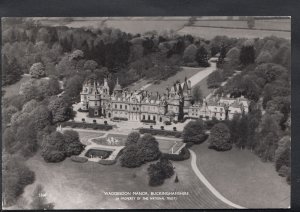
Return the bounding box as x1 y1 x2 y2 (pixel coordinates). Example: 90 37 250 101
61 121 113 130
139 128 182 138
85 149 113 159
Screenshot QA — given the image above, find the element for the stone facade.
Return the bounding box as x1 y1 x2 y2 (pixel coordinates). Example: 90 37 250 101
80 78 249 122
188 95 249 121
80 78 192 122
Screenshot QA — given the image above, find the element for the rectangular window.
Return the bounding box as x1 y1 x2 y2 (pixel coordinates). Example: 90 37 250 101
125 105 127 110
115 104 117 109
120 105 122 109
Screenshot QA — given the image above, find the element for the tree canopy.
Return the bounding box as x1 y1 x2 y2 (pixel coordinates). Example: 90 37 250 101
183 119 206 144
208 123 232 151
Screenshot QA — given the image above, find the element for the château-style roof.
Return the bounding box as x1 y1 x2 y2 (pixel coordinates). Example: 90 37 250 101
113 78 122 91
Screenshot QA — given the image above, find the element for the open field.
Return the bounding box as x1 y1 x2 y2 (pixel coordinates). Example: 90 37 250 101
37 17 290 40
178 26 290 40
191 141 290 208
38 18 188 34
2 75 31 98
23 153 230 209
193 20 290 31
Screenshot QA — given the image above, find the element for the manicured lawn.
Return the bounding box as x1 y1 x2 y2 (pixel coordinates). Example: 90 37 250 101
156 139 176 153
145 67 204 94
92 134 127 146
192 75 214 98
23 153 230 209
191 141 290 208
76 131 105 145
127 66 203 95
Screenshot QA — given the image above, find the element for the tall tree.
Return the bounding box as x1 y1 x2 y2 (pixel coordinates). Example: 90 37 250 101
137 134 161 162
183 119 206 144
239 40 255 66
30 62 46 79
192 85 203 104
183 44 197 64
217 44 227 67
196 46 210 67
208 123 232 151
247 17 255 29
47 96 72 123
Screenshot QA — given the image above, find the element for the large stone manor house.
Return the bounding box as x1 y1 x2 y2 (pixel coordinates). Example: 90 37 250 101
80 78 249 122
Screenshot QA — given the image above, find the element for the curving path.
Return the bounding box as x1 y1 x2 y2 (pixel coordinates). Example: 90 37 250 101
189 149 246 209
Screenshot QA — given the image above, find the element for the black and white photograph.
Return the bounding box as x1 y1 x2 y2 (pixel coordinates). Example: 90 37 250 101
2 16 291 209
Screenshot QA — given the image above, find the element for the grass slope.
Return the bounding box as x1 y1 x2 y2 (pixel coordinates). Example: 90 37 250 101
2 75 31 98
191 141 290 208
24 153 230 209
127 67 203 94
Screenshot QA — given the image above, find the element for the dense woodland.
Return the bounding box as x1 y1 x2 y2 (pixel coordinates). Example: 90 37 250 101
2 18 291 208
185 35 291 184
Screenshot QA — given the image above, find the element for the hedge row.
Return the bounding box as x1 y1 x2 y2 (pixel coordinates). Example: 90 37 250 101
61 121 113 130
141 119 156 124
70 156 88 163
112 117 128 121
161 147 190 161
98 159 117 165
139 128 182 138
184 134 209 144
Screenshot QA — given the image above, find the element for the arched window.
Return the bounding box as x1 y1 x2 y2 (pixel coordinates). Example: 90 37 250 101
143 115 145 120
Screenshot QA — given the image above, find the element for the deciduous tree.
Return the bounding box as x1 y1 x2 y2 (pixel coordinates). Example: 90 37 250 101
137 133 161 162
208 123 232 151
30 62 45 79
183 119 206 144
125 132 141 146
